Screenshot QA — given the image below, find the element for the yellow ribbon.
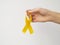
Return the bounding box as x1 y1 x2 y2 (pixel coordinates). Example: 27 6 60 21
22 15 34 34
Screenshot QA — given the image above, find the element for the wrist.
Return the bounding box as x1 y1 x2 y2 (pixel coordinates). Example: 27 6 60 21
48 11 60 23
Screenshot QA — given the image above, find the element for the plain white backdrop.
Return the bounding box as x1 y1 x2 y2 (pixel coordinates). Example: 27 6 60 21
0 0 60 45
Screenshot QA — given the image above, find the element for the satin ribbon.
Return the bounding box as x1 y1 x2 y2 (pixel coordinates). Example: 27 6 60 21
22 15 34 34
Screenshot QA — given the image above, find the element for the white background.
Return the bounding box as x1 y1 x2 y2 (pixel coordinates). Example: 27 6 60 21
0 0 60 45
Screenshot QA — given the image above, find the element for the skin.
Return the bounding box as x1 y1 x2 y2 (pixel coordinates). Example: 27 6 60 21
27 8 60 24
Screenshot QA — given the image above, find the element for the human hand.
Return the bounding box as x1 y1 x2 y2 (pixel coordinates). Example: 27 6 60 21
27 8 60 24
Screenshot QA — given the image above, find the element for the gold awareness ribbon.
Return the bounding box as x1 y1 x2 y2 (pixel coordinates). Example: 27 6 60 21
22 15 34 34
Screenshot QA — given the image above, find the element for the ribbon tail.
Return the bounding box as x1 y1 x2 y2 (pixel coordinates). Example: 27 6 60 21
28 25 34 34
22 25 27 33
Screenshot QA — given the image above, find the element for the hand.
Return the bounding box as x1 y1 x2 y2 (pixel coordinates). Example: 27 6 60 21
27 8 53 22
27 8 60 24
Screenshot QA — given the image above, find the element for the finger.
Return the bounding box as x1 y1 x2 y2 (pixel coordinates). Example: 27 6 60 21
32 18 38 22
31 8 40 13
32 15 38 22
32 15 45 22
26 10 32 16
36 15 49 22
27 8 40 16
26 10 36 20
